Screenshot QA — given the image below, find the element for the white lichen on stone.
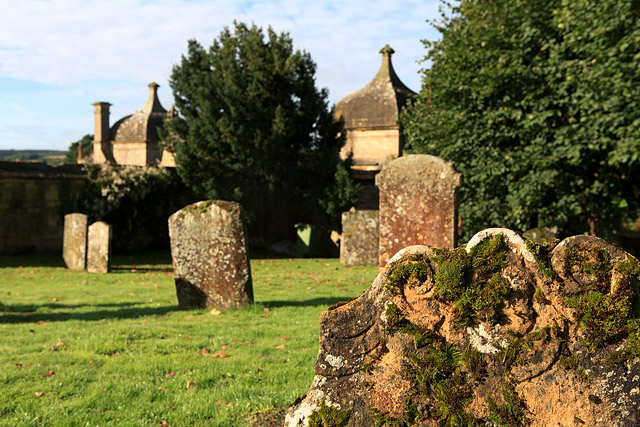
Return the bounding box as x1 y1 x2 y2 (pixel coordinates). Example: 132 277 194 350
466 323 506 354
284 401 318 427
325 354 344 369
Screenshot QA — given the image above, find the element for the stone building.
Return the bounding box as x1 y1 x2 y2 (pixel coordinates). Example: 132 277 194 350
333 45 416 209
92 82 176 167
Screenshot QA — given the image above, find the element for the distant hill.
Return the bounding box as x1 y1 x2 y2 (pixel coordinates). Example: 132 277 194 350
0 150 68 165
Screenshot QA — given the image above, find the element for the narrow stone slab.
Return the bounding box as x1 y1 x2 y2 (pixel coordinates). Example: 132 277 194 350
62 213 87 270
340 209 379 266
376 154 461 266
87 221 111 273
168 200 253 310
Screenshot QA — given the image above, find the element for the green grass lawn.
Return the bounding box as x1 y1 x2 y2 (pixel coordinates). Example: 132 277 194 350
0 252 379 426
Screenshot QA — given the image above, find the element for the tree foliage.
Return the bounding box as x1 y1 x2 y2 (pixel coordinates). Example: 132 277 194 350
166 22 356 239
65 134 93 163
402 0 640 241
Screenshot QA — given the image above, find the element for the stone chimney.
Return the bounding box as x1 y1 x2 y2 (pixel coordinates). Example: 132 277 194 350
92 102 112 163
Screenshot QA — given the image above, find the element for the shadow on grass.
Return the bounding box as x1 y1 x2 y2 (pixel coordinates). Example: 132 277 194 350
0 303 188 324
0 254 65 268
261 297 353 309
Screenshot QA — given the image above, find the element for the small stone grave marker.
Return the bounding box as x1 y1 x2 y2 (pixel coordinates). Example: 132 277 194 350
340 208 379 266
87 221 111 273
168 200 253 310
62 213 87 270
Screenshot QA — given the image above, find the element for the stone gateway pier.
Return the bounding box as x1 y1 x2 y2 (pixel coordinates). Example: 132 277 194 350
168 200 253 310
286 228 640 426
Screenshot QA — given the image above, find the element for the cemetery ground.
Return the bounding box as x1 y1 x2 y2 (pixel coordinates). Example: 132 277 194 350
0 252 378 426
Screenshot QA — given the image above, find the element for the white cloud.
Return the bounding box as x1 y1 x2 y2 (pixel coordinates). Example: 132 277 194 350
0 0 442 150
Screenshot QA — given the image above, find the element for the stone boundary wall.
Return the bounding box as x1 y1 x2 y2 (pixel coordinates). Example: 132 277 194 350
0 161 86 254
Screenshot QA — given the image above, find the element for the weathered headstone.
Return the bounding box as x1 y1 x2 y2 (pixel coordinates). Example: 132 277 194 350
62 213 87 270
376 154 461 266
87 221 111 273
286 228 640 426
340 208 379 266
168 200 253 310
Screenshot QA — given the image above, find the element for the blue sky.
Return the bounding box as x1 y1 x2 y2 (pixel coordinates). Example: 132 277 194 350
0 0 441 151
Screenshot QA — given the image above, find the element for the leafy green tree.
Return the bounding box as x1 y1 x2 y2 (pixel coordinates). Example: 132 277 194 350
65 134 93 163
402 0 640 240
166 22 356 240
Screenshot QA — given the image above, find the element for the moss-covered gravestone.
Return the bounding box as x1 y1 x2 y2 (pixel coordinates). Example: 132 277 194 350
87 221 111 273
286 228 640 426
62 213 87 271
168 200 253 310
340 208 379 266
376 154 461 266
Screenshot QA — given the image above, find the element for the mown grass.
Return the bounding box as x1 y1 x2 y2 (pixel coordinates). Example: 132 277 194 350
0 252 378 426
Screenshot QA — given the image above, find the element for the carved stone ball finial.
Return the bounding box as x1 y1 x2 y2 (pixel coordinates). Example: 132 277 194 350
148 81 159 89
379 44 395 56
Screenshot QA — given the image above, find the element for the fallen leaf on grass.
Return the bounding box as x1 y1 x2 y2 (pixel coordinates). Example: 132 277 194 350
26 363 32 367
36 321 46 325
89 360 93 365
275 344 285 350
51 298 59 302
244 340 252 344
280 336 289 340
127 293 136 296
34 391 44 397
165 371 176 378
186 380 195 389
162 420 169 426
158 386 168 391
211 353 228 358
210 308 221 316
200 348 209 356
99 408 106 413
55 341 64 348
262 307 270 313
167 405 176 410
220 345 228 351
43 370 55 377
16 364 22 369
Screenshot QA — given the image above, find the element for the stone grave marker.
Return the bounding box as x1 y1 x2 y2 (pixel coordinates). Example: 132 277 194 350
87 221 111 273
168 200 253 310
286 228 640 426
376 154 461 266
340 208 379 266
62 213 87 270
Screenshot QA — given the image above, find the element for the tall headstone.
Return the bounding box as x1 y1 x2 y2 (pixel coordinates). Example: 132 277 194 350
168 200 253 310
62 213 88 270
376 154 461 266
87 221 111 273
340 208 379 266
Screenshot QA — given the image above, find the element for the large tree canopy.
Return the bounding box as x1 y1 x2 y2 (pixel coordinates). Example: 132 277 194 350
166 22 356 239
402 0 640 241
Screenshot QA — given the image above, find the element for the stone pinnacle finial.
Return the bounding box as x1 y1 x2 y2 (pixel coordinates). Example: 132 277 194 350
148 81 159 89
379 44 395 57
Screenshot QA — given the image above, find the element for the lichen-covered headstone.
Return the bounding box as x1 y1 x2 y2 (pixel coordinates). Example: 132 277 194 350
168 200 253 310
62 213 87 270
340 209 379 266
376 154 461 266
87 221 111 273
286 228 640 426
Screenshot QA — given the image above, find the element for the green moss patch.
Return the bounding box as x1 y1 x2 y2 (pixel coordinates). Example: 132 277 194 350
525 238 555 279
308 402 351 427
432 234 512 326
564 245 612 293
